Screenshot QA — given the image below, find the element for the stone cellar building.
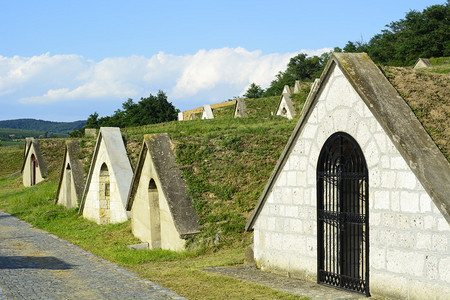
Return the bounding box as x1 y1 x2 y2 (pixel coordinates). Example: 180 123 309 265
246 53 450 299
21 137 47 187
126 134 199 251
79 127 133 225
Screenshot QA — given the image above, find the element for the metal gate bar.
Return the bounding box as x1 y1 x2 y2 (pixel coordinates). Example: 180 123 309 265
317 132 370 296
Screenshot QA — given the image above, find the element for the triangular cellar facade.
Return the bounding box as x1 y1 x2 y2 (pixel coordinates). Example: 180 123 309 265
413 58 432 69
276 92 296 119
79 127 133 225
234 98 247 118
55 140 85 209
126 133 200 251
201 104 214 119
293 80 302 93
246 53 450 299
21 137 47 187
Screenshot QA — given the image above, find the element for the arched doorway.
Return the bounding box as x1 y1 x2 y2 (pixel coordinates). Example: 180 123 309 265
148 179 161 249
65 163 72 207
31 154 37 186
317 132 370 296
99 163 110 224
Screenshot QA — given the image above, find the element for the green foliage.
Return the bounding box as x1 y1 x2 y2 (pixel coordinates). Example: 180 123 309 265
0 119 85 135
263 52 330 96
243 83 264 98
85 91 178 129
0 127 66 144
344 2 450 66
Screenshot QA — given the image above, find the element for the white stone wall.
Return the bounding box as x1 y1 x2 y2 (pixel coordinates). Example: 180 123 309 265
83 141 128 224
22 145 44 187
131 151 185 251
254 64 450 299
57 152 78 209
276 96 294 120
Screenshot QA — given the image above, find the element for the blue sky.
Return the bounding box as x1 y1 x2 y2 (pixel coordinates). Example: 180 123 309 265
0 0 444 122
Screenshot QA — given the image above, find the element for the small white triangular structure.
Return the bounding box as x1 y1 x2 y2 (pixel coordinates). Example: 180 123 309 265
246 53 450 298
21 137 47 187
178 112 184 121
276 93 296 119
79 127 133 225
55 140 85 209
201 104 214 119
282 84 291 95
234 98 247 118
413 58 432 69
293 80 302 93
126 134 200 251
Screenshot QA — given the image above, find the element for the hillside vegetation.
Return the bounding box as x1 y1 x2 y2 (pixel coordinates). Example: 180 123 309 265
0 118 85 135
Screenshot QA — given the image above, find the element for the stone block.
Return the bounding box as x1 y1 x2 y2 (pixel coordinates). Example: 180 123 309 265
126 242 149 250
396 171 417 190
390 155 408 170
370 271 408 299
424 215 437 230
408 279 450 300
416 232 432 250
437 218 450 231
302 124 317 139
285 205 298 218
432 233 448 252
374 190 390 209
390 191 400 211
370 246 386 269
420 193 432 212
400 191 419 213
381 170 396 189
424 255 439 280
439 256 450 283
386 249 424 276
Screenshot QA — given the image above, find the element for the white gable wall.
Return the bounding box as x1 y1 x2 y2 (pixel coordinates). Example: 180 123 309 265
131 151 185 251
22 144 44 187
253 65 450 299
276 96 293 119
57 151 78 208
82 140 128 224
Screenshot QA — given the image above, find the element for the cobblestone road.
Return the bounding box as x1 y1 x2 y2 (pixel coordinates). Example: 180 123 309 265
0 211 184 300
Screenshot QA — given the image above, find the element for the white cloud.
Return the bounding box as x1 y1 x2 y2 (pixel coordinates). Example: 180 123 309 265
0 47 332 108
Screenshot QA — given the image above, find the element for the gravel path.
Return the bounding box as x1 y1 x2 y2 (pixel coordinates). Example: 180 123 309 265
0 211 184 300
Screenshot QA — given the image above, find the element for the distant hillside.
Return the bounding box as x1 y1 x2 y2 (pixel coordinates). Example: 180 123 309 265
0 119 85 134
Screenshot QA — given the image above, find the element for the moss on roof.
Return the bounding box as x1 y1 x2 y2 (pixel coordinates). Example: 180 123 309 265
383 65 450 161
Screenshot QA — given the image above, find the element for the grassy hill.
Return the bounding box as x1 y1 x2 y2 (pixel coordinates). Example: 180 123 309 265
0 118 85 135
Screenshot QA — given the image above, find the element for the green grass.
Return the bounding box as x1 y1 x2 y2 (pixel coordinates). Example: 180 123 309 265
123 116 299 248
427 57 450 74
0 114 311 299
0 171 306 299
0 145 23 177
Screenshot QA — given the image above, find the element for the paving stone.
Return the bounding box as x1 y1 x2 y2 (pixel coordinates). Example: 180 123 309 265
0 211 184 300
203 266 370 299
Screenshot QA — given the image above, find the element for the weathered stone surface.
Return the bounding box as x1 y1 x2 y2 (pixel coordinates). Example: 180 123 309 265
55 140 85 209
0 210 183 299
246 53 450 298
126 133 199 251
79 127 132 225
21 137 47 187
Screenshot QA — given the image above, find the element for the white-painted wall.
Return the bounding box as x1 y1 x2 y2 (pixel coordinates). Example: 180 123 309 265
56 151 79 209
130 151 186 251
22 144 44 187
276 95 294 119
253 65 450 299
82 140 129 224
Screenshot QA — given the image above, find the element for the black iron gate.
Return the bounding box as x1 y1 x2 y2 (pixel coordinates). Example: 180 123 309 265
317 132 370 296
